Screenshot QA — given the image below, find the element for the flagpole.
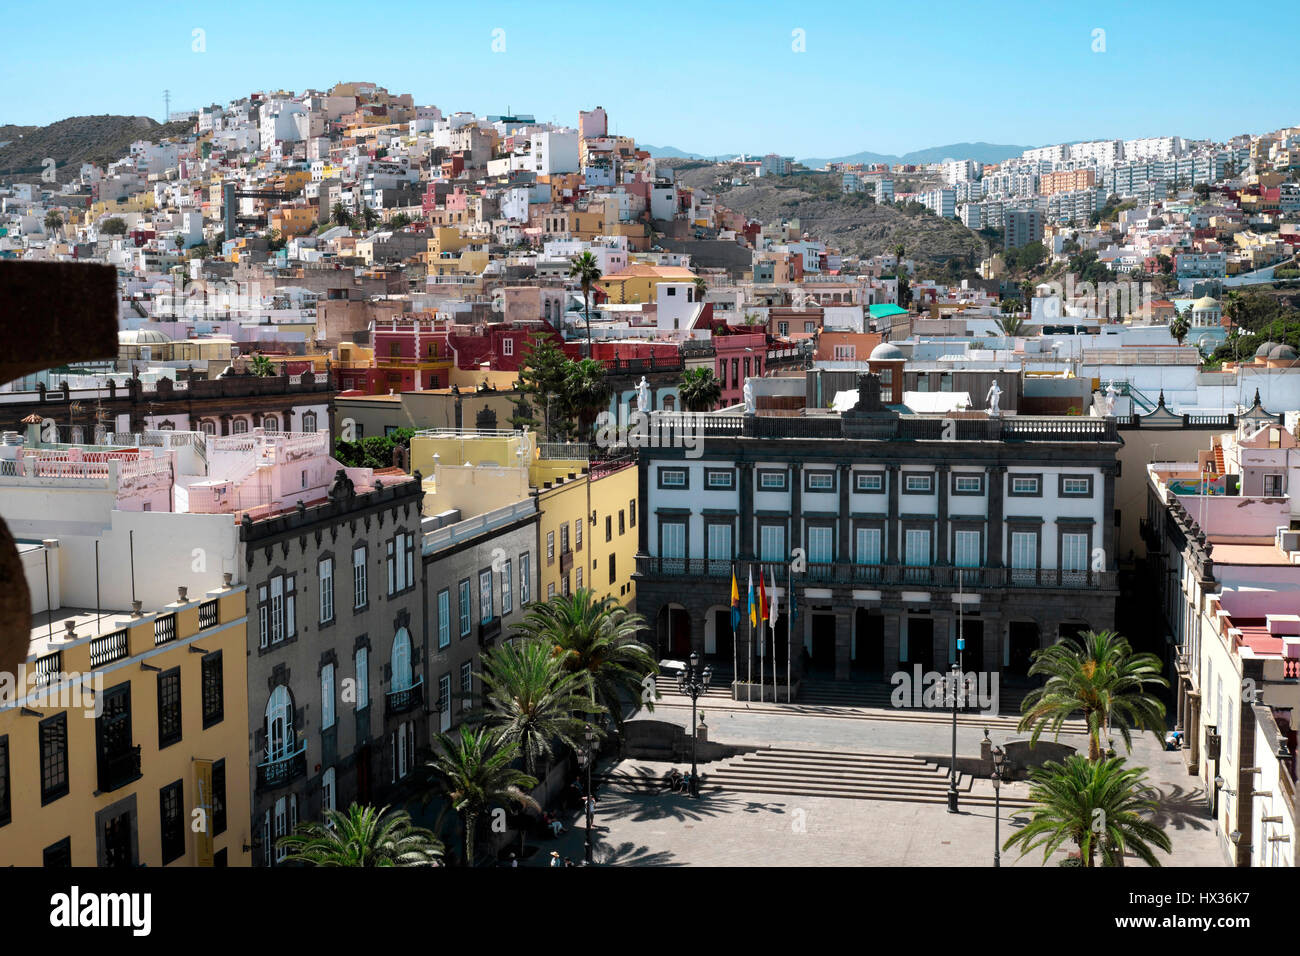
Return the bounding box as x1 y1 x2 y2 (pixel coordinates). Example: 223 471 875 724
786 562 792 704
770 568 777 706
731 562 738 702
747 564 753 703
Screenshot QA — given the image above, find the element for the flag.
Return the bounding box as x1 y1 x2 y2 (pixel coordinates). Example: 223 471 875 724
747 565 756 628
768 566 778 628
757 569 768 627
730 565 741 633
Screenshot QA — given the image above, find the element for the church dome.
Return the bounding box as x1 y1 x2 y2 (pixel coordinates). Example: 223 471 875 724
1192 296 1220 311
1255 341 1279 358
1268 344 1297 361
869 342 905 361
118 328 170 346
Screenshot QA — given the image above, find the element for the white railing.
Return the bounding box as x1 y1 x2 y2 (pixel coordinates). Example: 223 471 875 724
423 499 537 555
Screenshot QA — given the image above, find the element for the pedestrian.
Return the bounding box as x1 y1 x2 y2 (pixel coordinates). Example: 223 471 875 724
507 853 517 868
550 850 562 867
563 856 575 868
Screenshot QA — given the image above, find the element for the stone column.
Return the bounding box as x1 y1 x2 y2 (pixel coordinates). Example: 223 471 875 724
789 462 802 561
738 462 754 559
983 613 1002 681
883 609 901 675
936 463 950 566
838 462 851 563
987 465 1006 568
1102 463 1117 571
887 463 901 564
834 609 852 681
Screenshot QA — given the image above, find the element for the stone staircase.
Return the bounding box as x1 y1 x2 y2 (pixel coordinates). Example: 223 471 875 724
600 748 1034 808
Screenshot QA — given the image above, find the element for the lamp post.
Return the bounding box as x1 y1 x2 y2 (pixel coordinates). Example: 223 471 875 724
992 745 1007 867
575 723 599 864
678 651 712 797
947 660 961 813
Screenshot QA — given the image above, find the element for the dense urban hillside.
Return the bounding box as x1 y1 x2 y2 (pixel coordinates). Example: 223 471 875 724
666 161 990 265
0 115 193 182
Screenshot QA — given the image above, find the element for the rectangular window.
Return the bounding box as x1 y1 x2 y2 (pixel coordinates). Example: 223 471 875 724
661 522 686 560
39 713 69 804
1011 476 1040 496
1061 533 1089 571
321 767 336 814
438 589 451 648
459 579 471 635
658 468 687 488
201 651 224 728
439 674 452 729
273 797 288 864
480 569 493 622
575 520 583 551
806 471 835 491
953 530 981 568
760 525 785 562
630 500 636 527
759 471 787 491
576 566 583 589
707 524 733 565
547 531 555 564
160 780 185 864
520 552 531 605
502 559 513 615
706 469 735 489
619 510 626 535
319 557 334 624
905 474 933 493
353 546 368 608
460 661 473 710
270 575 284 643
954 475 983 494
1011 532 1038 569
1060 476 1092 496
285 575 295 639
561 523 570 555
606 515 612 542
212 759 227 836
44 837 71 867
321 663 335 731
807 526 833 563
355 648 369 711
609 554 617 585
855 527 881 564
258 585 268 649
905 529 931 566
0 736 9 827
158 669 182 749
855 472 883 492
547 583 556 600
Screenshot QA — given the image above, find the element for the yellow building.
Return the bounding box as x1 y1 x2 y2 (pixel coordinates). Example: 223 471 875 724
595 264 698 304
426 227 469 256
0 588 251 866
270 206 317 237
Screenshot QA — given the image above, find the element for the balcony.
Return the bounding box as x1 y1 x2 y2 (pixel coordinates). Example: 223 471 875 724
478 617 502 648
257 742 307 791
386 675 425 717
97 746 142 793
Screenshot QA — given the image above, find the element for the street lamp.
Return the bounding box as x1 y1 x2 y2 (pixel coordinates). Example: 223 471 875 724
947 661 961 813
992 745 1007 867
575 723 600 864
678 652 712 797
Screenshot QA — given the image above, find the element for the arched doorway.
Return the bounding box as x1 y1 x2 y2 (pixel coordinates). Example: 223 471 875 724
657 603 691 659
1007 621 1040 677
853 609 884 674
706 605 735 667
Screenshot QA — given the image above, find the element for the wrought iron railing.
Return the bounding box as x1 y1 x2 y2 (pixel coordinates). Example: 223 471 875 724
386 675 425 717
257 742 307 791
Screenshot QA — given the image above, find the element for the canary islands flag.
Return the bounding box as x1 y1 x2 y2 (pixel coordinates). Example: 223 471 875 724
747 565 756 628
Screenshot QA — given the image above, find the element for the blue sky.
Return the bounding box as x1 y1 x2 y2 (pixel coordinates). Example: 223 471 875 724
2 0 1296 158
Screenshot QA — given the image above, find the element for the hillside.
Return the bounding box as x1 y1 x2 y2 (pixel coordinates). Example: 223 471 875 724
0 115 194 182
669 162 990 265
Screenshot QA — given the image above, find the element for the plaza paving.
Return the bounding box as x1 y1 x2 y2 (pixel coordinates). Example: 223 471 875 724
526 702 1229 867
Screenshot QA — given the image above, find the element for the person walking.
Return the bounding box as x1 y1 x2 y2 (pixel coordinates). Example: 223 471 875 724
550 851 562 867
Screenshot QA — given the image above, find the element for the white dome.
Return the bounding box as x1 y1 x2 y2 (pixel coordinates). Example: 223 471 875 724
870 342 905 361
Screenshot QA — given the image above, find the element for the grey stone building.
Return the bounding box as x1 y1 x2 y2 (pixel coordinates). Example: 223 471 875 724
634 374 1123 689
422 498 539 736
240 472 425 866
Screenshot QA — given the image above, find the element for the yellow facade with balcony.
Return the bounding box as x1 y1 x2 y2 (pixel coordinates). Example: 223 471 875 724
0 588 251 866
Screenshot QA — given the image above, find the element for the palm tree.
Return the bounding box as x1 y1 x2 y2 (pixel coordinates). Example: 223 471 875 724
678 366 722 412
1018 629 1167 761
562 358 612 440
476 639 602 777
568 251 602 356
692 276 708 302
894 243 906 264
331 202 350 228
424 725 539 867
512 590 656 734
277 804 443 867
1170 311 1191 346
1020 280 1036 305
1003 756 1172 867
995 314 1027 337
248 353 276 377
44 211 63 237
